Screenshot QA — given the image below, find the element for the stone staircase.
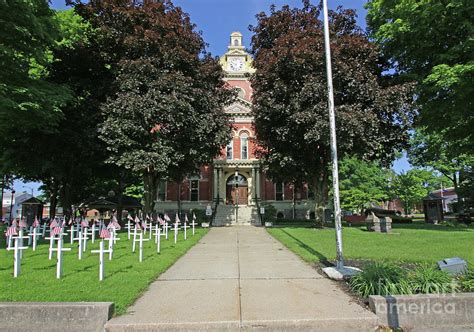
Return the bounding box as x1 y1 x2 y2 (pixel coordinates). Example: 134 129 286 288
213 205 260 226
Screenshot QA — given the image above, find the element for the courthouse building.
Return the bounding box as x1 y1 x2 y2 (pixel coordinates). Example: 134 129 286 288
156 32 312 221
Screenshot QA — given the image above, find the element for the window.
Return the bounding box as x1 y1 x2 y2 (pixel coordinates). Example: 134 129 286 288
157 181 166 201
240 133 248 160
190 180 199 201
226 140 233 160
233 39 239 46
275 182 284 201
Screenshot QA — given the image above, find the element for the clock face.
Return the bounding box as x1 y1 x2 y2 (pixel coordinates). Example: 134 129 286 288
228 57 244 72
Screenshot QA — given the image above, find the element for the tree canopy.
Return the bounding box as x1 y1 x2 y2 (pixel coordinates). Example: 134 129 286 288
71 0 234 213
250 2 414 223
366 0 474 157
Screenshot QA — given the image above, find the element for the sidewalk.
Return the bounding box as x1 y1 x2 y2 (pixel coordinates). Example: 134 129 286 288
106 227 379 331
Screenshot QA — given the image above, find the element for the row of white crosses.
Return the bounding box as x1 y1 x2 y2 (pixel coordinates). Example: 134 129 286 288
4 211 198 280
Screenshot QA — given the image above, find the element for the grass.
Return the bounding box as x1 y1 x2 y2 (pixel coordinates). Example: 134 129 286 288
267 223 474 265
0 227 208 315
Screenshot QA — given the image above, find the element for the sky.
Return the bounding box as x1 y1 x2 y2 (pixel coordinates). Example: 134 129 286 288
12 0 410 195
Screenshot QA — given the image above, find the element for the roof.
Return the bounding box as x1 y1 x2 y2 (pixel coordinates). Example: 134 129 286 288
423 193 445 201
20 197 44 205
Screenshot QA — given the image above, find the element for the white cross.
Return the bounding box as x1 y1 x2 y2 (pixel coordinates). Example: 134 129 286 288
82 227 90 252
107 231 120 260
126 219 132 240
73 228 84 260
91 241 112 281
133 232 149 262
153 224 162 253
67 225 76 244
13 229 30 259
163 222 170 240
174 222 178 244
6 237 29 278
28 227 42 251
181 222 189 240
49 237 71 279
190 221 197 236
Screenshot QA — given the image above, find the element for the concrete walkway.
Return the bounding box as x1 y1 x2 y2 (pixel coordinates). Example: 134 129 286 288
106 227 379 331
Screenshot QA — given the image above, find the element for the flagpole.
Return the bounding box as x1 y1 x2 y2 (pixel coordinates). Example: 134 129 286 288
322 0 344 269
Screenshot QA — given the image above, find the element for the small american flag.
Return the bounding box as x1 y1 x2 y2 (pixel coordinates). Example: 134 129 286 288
61 219 66 227
51 226 62 236
158 216 164 225
81 219 89 228
164 213 170 222
11 219 18 228
175 213 180 224
68 218 73 225
185 214 189 223
110 216 121 230
5 225 17 237
193 212 196 221
127 214 133 221
32 217 40 228
19 218 28 228
99 227 110 239
146 214 151 221
50 219 59 228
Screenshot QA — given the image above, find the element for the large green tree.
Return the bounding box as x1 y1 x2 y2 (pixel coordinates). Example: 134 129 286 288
339 157 393 213
72 0 233 214
250 2 414 223
393 169 450 215
366 0 474 157
0 0 70 182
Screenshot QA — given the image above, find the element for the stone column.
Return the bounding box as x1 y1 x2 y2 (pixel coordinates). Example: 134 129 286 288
251 167 257 204
255 167 261 201
213 168 218 201
216 167 222 203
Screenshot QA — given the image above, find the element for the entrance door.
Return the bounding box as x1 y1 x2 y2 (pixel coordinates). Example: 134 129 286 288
226 174 248 205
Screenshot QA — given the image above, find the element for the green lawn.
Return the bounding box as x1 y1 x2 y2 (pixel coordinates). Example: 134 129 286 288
0 228 208 315
268 223 474 265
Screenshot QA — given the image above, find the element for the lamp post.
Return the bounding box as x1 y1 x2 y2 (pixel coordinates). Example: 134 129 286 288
322 0 344 269
235 169 239 224
9 190 15 224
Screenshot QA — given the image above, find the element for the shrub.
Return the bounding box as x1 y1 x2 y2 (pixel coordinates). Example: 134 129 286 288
458 266 474 292
260 203 276 223
407 265 455 294
189 209 208 224
349 262 410 298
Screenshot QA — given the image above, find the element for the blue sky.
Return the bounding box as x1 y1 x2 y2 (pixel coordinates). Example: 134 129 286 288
13 0 410 195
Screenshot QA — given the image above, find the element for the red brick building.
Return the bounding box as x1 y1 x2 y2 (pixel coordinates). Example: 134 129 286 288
156 32 312 219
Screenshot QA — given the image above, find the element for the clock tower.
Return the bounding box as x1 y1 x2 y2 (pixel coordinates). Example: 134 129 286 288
220 31 255 76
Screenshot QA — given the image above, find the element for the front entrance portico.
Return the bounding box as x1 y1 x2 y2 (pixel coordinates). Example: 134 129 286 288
213 160 260 206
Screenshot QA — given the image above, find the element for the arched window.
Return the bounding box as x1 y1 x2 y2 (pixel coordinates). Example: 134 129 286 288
226 140 233 160
240 132 248 159
236 87 245 99
233 39 239 46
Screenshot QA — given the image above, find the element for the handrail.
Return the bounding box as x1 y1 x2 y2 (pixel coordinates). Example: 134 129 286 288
255 197 263 225
210 198 219 226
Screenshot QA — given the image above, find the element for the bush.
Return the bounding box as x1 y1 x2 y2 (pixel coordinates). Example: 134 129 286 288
189 209 208 224
407 265 455 294
458 266 474 292
260 203 276 223
349 262 411 298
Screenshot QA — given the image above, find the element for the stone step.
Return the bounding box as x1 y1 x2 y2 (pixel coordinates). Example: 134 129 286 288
106 316 380 331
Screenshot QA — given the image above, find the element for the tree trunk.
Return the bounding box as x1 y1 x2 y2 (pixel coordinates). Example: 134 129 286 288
177 182 182 215
143 171 159 216
116 172 126 225
0 174 4 220
49 180 59 220
292 185 296 220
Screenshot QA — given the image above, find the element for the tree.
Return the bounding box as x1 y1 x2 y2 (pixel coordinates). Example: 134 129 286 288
393 169 450 215
250 2 414 224
0 0 70 183
72 0 234 214
339 157 393 213
408 128 474 190
366 0 474 158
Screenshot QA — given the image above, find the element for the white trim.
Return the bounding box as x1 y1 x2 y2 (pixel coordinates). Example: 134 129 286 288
275 182 285 201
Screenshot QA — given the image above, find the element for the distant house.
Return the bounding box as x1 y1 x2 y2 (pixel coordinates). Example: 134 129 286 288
430 187 457 213
1 191 33 221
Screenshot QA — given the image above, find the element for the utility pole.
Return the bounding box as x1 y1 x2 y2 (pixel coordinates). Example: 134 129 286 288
322 0 344 269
